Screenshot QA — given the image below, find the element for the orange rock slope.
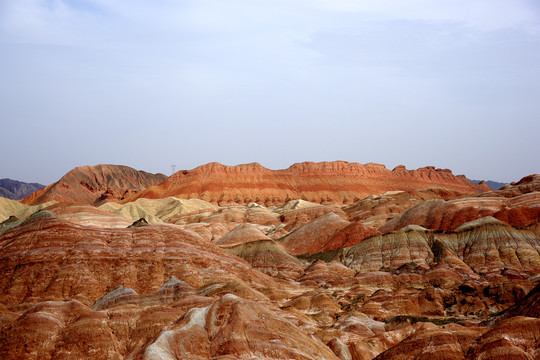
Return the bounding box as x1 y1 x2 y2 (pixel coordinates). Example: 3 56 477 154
129 161 489 206
22 164 167 206
379 175 540 233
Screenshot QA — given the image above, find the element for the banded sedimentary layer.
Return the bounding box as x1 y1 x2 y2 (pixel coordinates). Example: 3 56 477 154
22 164 167 206
131 161 488 206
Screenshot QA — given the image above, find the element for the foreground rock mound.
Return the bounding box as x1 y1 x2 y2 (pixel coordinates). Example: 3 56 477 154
130 161 488 206
144 294 339 359
22 164 167 206
374 317 540 360
0 211 276 306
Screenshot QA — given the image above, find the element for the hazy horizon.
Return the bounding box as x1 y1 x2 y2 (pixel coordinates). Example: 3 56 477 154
1 0 539 185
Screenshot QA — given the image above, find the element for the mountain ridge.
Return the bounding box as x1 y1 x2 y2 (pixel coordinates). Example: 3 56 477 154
129 161 490 205
0 179 45 200
21 164 167 206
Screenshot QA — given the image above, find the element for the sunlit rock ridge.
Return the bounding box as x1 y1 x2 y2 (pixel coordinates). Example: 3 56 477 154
131 161 488 206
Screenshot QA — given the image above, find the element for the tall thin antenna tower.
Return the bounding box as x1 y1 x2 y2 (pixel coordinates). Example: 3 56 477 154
171 164 176 175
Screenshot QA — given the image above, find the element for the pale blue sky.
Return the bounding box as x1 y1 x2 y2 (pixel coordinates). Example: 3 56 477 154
1 0 539 184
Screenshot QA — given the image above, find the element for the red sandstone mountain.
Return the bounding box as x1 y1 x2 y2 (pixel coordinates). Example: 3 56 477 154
128 161 489 206
21 164 167 206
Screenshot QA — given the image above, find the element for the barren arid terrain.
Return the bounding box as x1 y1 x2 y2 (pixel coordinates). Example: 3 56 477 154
1 162 539 359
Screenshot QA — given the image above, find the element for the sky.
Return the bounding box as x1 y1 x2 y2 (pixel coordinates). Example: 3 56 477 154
1 0 539 185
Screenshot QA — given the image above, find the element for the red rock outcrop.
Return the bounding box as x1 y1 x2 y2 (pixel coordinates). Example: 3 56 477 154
282 211 351 255
279 204 347 232
466 316 540 359
141 294 340 359
379 174 540 233
129 161 488 206
374 317 540 360
22 164 167 206
327 221 382 250
374 324 488 360
489 281 540 323
296 260 356 287
343 187 467 229
0 211 279 306
478 174 540 198
0 290 338 360
214 223 271 247
337 218 540 279
224 239 305 279
380 192 540 233
3 169 540 360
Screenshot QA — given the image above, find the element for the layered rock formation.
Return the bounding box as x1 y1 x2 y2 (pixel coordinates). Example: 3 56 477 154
0 196 56 223
373 317 540 360
44 203 133 228
129 161 488 206
2 165 539 360
0 211 278 306
343 187 468 229
380 185 540 233
21 164 167 206
99 197 217 224
336 217 540 278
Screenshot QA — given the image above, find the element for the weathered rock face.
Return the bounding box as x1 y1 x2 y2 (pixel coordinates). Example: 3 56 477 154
338 218 540 278
224 239 305 279
480 174 540 198
2 169 540 360
143 294 340 360
327 222 382 250
282 212 351 255
489 282 540 323
44 203 133 228
99 197 217 224
130 161 488 206
373 324 488 360
21 164 167 206
374 317 540 360
379 175 540 233
380 192 540 233
343 187 467 229
466 317 540 360
0 211 277 306
0 292 339 360
215 223 271 248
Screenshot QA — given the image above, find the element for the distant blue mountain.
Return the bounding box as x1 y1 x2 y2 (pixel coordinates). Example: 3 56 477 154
469 179 507 191
0 178 45 200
